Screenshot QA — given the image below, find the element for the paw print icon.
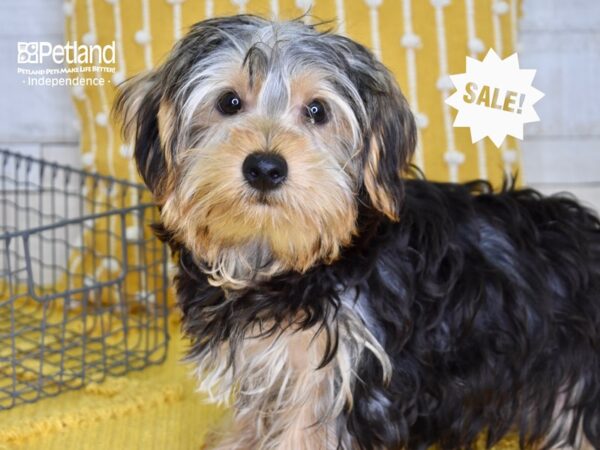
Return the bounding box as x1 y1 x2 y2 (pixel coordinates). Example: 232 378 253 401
17 42 39 64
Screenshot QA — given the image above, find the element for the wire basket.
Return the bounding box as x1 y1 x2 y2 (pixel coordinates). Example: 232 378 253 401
0 149 169 410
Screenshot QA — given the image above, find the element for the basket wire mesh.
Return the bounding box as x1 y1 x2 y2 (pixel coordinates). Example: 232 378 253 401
0 149 169 410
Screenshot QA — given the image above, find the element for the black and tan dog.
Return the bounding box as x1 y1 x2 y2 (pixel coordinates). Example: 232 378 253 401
114 15 600 450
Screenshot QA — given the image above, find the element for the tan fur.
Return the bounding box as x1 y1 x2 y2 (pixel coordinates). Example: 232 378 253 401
157 100 176 165
113 71 156 143
156 64 362 287
196 309 391 450
364 136 399 221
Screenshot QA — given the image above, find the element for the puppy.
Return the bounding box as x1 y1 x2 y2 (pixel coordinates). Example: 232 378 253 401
114 15 600 450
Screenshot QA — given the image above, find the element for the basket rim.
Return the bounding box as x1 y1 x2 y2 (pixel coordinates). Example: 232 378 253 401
0 148 146 191
0 202 157 241
0 147 158 240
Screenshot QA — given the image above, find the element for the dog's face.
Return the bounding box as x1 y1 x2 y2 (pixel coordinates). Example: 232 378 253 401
115 15 415 281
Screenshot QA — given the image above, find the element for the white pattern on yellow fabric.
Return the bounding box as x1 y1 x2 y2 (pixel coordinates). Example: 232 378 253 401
65 0 109 290
510 0 518 51
335 0 346 35
231 0 248 14
88 0 115 181
205 0 214 18
109 0 127 85
491 1 503 56
70 0 97 166
295 0 313 19
432 0 464 182
509 0 522 178
491 0 517 176
465 0 488 180
401 0 424 170
365 0 382 60
270 0 280 19
169 0 184 41
84 0 97 46
82 97 97 166
139 0 154 70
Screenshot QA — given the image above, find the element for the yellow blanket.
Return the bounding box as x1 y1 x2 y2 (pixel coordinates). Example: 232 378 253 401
0 319 225 450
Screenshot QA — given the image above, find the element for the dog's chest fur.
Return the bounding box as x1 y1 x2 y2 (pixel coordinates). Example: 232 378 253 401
193 289 390 450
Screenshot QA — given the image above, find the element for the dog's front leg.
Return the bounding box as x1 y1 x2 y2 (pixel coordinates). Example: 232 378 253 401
202 414 260 450
204 409 338 450
203 325 349 450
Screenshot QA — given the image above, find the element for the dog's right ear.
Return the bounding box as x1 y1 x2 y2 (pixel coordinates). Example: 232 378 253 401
113 72 170 197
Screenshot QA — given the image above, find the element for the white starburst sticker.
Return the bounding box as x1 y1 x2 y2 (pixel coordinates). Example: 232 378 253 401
445 49 544 147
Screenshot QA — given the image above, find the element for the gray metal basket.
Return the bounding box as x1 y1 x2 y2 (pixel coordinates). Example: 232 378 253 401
0 149 169 410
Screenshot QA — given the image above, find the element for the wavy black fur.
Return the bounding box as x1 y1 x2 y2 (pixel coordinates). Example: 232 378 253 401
160 179 600 450
114 15 600 449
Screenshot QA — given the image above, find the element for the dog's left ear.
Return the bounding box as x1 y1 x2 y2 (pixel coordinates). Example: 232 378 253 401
337 39 416 221
360 67 416 221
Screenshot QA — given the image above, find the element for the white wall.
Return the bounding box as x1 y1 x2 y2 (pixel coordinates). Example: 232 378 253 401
0 1 81 284
0 0 80 164
0 0 598 211
520 0 600 211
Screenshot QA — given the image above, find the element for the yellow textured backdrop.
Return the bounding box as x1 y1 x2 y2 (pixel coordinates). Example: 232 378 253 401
67 0 522 185
0 1 524 449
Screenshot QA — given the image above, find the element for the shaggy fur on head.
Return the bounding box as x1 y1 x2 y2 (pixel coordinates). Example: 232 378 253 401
114 15 600 450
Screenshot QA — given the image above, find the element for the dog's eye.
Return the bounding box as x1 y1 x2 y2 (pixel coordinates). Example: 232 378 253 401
304 100 327 125
217 91 243 115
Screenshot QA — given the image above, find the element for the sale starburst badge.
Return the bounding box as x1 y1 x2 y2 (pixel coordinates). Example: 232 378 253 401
445 49 544 148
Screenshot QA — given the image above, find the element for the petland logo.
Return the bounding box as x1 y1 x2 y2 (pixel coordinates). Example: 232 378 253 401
17 41 116 88
17 41 115 65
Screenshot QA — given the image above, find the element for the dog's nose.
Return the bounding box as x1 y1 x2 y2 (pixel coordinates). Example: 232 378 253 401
242 152 288 191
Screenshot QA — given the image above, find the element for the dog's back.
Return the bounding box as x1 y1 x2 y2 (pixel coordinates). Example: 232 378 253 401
352 179 600 449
